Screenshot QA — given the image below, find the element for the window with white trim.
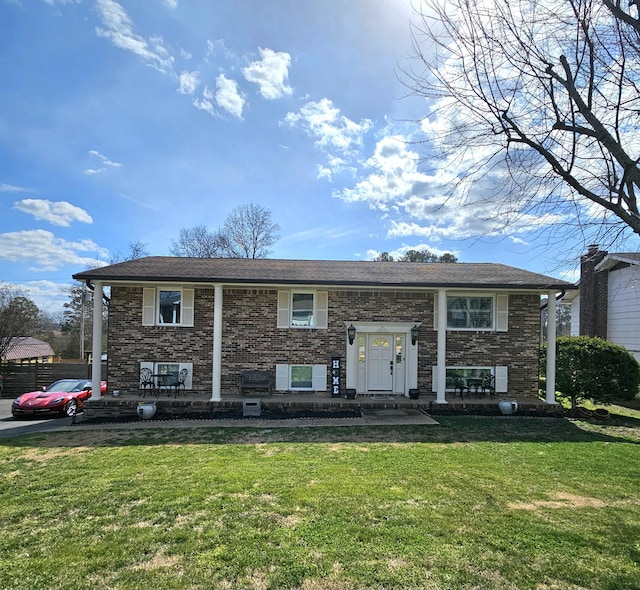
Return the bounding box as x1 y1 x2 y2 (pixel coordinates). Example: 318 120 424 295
275 364 327 391
432 365 508 393
139 361 193 390
434 293 508 332
445 367 493 390
142 287 194 327
447 296 493 329
277 291 328 329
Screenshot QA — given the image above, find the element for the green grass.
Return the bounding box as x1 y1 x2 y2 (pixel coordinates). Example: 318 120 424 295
1 410 639 590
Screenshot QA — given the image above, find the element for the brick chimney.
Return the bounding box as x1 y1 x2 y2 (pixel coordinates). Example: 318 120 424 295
579 245 608 337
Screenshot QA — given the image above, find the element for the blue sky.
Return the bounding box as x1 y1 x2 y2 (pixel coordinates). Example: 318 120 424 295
0 0 620 315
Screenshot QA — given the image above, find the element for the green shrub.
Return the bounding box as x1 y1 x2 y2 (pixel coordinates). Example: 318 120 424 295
541 336 640 413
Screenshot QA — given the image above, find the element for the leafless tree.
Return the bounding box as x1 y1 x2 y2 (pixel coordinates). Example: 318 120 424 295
111 240 150 263
405 0 640 247
170 225 227 258
221 203 280 258
171 204 280 259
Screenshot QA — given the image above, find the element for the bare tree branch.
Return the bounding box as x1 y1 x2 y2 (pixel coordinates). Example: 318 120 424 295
404 0 640 247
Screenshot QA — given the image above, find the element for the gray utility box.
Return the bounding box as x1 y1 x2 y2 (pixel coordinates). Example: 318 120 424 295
242 399 262 417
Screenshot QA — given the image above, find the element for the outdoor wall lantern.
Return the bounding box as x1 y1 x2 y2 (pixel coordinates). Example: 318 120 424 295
411 324 419 345
347 324 356 345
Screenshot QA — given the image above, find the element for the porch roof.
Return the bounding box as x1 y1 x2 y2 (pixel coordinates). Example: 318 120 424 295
73 257 575 291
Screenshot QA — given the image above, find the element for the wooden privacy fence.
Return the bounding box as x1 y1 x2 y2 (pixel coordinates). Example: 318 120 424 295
0 362 108 397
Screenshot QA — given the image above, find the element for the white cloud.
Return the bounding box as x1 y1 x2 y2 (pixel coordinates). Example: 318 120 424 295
9 280 77 315
13 199 93 227
95 0 174 73
215 74 245 119
334 133 565 241
177 70 199 95
242 47 292 99
0 183 29 193
284 98 372 179
0 230 108 271
84 149 123 175
335 135 436 211
193 86 217 117
164 0 178 8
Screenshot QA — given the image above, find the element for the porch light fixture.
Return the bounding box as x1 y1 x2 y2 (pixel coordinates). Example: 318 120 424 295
347 324 356 345
411 324 419 345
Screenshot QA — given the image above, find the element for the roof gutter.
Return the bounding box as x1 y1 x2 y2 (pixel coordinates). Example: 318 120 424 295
540 288 567 311
85 279 111 304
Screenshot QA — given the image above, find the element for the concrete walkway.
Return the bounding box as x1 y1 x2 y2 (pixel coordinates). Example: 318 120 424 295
0 398 438 438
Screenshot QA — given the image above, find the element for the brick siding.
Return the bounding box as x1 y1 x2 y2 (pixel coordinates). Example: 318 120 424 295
108 286 541 397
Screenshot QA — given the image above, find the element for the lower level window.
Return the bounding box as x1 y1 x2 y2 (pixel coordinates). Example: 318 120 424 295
275 364 327 392
445 367 492 390
290 365 313 390
139 361 192 390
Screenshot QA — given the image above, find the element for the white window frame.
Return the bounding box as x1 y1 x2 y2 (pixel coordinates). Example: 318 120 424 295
275 364 327 391
139 361 193 390
143 287 194 327
447 295 494 330
432 365 508 393
434 292 508 332
277 291 328 329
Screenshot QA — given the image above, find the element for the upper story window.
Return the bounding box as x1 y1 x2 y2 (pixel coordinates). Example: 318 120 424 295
159 290 181 324
143 287 194 327
292 293 314 326
447 296 493 329
277 290 328 329
435 293 508 332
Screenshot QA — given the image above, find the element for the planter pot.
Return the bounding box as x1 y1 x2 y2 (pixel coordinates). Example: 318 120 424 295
498 399 518 415
137 402 157 420
345 389 357 399
408 388 420 400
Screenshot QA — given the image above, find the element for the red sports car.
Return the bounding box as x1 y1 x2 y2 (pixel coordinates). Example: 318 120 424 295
12 379 107 418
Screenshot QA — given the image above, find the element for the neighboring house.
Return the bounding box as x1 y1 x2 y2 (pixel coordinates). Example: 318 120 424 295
2 337 56 364
73 257 574 404
568 245 640 363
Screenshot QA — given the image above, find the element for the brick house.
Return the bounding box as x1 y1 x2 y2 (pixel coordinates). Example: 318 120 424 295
73 257 574 405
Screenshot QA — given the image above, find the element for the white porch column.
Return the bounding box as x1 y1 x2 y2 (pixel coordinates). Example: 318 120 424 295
545 291 557 404
210 284 223 401
90 281 103 398
436 288 447 404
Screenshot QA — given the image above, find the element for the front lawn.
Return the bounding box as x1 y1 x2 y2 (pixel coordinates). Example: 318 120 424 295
0 412 638 590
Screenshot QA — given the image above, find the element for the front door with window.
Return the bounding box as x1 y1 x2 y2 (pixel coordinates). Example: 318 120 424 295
367 335 394 392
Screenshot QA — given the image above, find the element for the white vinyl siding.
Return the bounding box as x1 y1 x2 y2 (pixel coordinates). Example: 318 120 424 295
607 266 640 361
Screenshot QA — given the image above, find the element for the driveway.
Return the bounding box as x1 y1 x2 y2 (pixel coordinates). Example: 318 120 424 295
0 398 74 439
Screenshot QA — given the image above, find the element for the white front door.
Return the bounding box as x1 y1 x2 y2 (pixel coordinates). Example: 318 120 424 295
367 335 394 391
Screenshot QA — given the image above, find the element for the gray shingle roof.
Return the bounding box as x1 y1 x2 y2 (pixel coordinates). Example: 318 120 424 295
73 257 575 290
